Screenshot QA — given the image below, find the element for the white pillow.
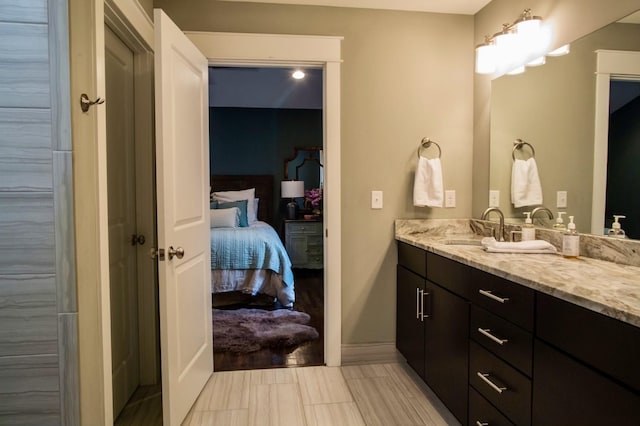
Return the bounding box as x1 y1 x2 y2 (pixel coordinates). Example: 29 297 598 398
253 198 259 222
212 188 257 224
210 207 239 228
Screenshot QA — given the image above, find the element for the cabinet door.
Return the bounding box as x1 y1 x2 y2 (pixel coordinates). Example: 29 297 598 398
533 340 640 425
397 265 425 379
424 281 469 425
286 234 308 266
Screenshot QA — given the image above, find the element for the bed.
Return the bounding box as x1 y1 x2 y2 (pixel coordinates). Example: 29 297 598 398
209 175 295 308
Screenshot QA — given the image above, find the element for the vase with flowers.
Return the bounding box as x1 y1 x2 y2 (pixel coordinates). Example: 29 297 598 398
304 188 323 219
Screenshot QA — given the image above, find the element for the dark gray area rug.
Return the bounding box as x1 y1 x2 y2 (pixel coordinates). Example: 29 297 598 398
213 308 319 353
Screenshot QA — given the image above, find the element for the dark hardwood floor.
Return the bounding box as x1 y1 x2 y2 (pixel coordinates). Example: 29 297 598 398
213 269 325 371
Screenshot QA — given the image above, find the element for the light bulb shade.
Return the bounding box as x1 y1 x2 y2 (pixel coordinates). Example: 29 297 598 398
281 180 304 198
548 44 570 56
475 43 496 74
507 65 526 75
527 56 546 67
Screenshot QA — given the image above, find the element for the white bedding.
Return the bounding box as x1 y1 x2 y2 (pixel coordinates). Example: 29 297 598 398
210 269 294 308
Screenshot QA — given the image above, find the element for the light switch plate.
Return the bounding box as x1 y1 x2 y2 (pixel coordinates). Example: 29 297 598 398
489 190 500 207
445 190 456 208
371 190 383 209
557 190 567 208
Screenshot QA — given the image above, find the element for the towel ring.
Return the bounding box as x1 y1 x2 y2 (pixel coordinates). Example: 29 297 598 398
417 137 442 159
512 139 535 161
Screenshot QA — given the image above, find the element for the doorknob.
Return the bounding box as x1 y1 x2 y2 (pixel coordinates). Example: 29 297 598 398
167 246 184 260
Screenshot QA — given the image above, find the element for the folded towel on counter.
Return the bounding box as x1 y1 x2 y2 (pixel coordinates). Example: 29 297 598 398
511 158 543 208
413 157 443 208
481 237 557 254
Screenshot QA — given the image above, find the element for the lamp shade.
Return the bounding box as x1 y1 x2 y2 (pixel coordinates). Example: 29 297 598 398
281 180 304 198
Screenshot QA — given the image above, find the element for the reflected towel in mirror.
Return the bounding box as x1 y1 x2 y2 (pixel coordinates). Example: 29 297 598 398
511 158 543 208
413 157 443 208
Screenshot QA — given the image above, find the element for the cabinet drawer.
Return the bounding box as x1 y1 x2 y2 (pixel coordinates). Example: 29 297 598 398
469 386 514 426
536 292 640 392
533 339 640 425
471 305 532 377
470 341 531 426
426 252 471 299
470 269 534 331
287 222 322 235
398 241 426 278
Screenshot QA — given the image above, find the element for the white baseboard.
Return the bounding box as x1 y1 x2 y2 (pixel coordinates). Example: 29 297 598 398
341 343 404 366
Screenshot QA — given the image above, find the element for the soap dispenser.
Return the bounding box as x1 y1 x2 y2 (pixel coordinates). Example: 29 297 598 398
562 215 580 259
608 215 627 239
521 212 535 241
553 212 566 230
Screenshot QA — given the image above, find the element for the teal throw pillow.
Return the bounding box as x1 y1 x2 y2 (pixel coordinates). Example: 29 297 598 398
214 199 249 227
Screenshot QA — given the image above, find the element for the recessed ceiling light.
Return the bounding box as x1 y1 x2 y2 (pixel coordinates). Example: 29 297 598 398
292 70 305 80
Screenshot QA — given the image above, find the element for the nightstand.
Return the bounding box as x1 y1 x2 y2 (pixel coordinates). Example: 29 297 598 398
284 219 323 269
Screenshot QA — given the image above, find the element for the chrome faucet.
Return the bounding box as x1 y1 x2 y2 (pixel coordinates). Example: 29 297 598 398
481 207 505 241
531 206 554 220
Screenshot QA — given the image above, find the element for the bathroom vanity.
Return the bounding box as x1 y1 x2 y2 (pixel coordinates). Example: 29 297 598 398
396 219 640 426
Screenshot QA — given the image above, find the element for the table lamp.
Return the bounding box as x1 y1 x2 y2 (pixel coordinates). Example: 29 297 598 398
281 180 304 219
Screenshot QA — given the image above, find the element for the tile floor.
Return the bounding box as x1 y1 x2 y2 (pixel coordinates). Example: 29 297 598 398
182 362 460 426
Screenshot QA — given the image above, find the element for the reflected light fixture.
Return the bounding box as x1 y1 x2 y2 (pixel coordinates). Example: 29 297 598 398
475 8 568 76
292 69 305 80
547 44 570 56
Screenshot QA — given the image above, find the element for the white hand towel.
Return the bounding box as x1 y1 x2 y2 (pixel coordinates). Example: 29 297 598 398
413 157 443 208
511 158 543 208
481 237 557 254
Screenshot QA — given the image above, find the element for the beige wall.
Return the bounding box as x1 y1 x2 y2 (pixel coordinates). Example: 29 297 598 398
472 0 640 217
154 0 474 344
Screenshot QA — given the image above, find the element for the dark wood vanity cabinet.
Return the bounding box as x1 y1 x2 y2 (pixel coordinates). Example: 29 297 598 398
396 241 640 425
396 265 425 378
533 293 640 424
396 242 470 425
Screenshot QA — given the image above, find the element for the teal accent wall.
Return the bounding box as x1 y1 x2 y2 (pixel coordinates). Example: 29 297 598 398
210 107 322 226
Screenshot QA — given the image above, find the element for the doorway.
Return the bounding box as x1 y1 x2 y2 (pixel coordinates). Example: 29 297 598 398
208 65 326 371
605 79 640 238
103 12 160 426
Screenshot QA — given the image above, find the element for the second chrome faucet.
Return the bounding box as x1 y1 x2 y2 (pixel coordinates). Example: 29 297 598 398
481 207 505 241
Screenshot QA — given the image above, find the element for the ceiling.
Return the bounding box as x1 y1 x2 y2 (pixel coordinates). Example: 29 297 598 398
219 0 492 15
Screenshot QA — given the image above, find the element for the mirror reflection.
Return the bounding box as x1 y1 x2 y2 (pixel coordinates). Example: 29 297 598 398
284 147 324 191
489 11 640 238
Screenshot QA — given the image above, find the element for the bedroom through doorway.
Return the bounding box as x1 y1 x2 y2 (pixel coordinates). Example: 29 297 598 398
208 66 325 371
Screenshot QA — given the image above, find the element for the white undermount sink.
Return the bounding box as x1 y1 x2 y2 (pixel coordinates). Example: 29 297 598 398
442 238 483 246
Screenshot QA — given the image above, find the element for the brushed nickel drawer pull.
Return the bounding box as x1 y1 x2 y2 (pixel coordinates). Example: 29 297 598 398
479 289 509 304
478 328 508 345
416 288 421 319
421 291 430 320
476 422 489 426
477 372 507 394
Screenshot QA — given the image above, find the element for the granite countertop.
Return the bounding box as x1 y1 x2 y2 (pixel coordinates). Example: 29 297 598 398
395 219 640 328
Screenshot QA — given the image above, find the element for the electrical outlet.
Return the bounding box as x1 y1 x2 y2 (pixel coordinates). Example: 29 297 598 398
557 190 567 208
489 190 500 207
445 190 456 208
371 190 383 209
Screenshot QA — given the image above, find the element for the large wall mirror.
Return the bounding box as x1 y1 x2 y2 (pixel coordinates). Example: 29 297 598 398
489 10 640 239
284 147 324 191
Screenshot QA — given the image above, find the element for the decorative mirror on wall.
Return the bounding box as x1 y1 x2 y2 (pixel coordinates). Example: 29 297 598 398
284 147 324 190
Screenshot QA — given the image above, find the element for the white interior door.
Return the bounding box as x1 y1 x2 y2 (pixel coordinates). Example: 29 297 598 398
105 24 140 419
154 9 212 426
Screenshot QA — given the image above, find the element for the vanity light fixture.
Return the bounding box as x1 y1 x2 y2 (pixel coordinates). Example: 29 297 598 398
475 8 566 76
292 69 306 80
